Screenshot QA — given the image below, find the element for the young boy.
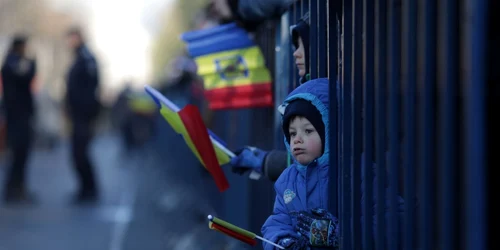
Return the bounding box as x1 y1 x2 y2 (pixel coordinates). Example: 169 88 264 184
262 78 339 250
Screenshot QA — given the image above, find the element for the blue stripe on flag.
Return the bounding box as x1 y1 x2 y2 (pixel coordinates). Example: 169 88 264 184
181 22 255 58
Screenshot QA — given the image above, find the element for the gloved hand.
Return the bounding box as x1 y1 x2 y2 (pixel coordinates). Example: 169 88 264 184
229 146 268 175
277 237 308 250
295 208 340 248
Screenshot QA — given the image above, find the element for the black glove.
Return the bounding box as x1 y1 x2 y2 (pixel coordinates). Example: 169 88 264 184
277 237 308 249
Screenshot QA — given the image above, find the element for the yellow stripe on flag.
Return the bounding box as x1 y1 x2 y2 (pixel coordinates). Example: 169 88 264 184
159 105 231 167
194 46 272 91
200 68 271 90
195 46 266 75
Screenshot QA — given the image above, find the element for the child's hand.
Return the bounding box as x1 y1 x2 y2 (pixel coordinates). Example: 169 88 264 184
277 237 308 249
228 146 267 174
295 208 340 248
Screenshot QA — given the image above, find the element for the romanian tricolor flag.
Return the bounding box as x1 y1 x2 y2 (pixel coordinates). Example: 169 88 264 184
181 22 273 110
145 86 230 192
207 215 284 249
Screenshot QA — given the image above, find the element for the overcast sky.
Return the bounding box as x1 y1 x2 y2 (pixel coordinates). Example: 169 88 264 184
47 0 174 89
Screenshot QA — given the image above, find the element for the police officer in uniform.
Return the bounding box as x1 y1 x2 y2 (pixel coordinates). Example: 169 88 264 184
1 35 36 203
65 27 101 203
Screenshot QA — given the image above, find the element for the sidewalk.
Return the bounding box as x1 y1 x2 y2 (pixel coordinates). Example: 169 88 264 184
0 130 241 250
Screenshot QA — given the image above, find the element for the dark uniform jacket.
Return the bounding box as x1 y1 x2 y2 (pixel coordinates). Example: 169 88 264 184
66 45 100 121
1 52 36 147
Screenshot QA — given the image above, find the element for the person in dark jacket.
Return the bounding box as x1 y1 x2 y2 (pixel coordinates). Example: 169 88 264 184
229 18 311 181
211 0 293 31
1 35 37 203
65 27 101 203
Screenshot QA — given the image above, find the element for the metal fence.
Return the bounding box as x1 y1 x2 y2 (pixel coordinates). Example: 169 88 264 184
274 0 490 249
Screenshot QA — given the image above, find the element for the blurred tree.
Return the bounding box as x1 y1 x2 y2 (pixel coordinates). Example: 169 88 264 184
150 0 208 82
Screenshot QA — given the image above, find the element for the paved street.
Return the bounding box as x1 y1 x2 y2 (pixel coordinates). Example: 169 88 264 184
0 129 239 250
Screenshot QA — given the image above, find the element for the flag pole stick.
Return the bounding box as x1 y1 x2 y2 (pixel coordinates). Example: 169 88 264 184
207 215 284 249
255 235 285 249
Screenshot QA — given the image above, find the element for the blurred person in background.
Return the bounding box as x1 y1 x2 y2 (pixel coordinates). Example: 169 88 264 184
111 83 134 151
158 55 199 109
122 86 157 153
210 0 294 32
65 27 101 204
1 35 37 204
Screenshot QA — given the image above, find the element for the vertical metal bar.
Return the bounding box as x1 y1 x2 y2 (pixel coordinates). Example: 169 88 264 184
301 0 306 16
328 0 339 216
387 0 401 249
362 0 374 248
351 0 363 248
319 0 328 77
275 12 292 148
463 0 488 249
309 0 318 78
374 0 387 248
419 0 437 249
402 0 417 249
295 0 299 22
341 0 353 248
291 3 299 90
438 0 458 249
274 15 283 149
337 1 344 218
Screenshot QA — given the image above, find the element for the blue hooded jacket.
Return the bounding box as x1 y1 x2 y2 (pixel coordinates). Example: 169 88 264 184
261 78 405 249
261 78 331 249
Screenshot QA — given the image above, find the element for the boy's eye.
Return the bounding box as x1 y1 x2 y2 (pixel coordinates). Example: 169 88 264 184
289 132 296 137
305 129 314 134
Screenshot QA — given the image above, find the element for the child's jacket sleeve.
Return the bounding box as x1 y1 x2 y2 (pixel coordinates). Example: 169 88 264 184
261 183 298 250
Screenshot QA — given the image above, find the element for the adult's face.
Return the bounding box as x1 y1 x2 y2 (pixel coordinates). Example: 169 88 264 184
210 0 232 19
66 33 81 50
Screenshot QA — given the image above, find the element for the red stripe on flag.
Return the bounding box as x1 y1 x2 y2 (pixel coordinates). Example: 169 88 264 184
209 94 273 110
211 222 257 246
204 82 272 97
178 105 230 192
204 83 273 110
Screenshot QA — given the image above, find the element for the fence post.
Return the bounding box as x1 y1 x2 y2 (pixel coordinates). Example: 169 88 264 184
362 0 375 248
437 0 459 249
402 0 417 249
374 0 387 248
462 0 488 249
387 0 402 249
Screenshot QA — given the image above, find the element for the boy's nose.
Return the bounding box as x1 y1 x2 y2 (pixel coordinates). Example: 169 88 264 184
293 136 303 144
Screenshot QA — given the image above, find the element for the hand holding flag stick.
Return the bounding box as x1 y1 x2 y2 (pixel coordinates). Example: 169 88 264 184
207 215 285 249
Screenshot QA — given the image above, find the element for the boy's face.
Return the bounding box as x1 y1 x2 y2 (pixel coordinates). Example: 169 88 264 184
293 36 306 77
288 116 323 165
